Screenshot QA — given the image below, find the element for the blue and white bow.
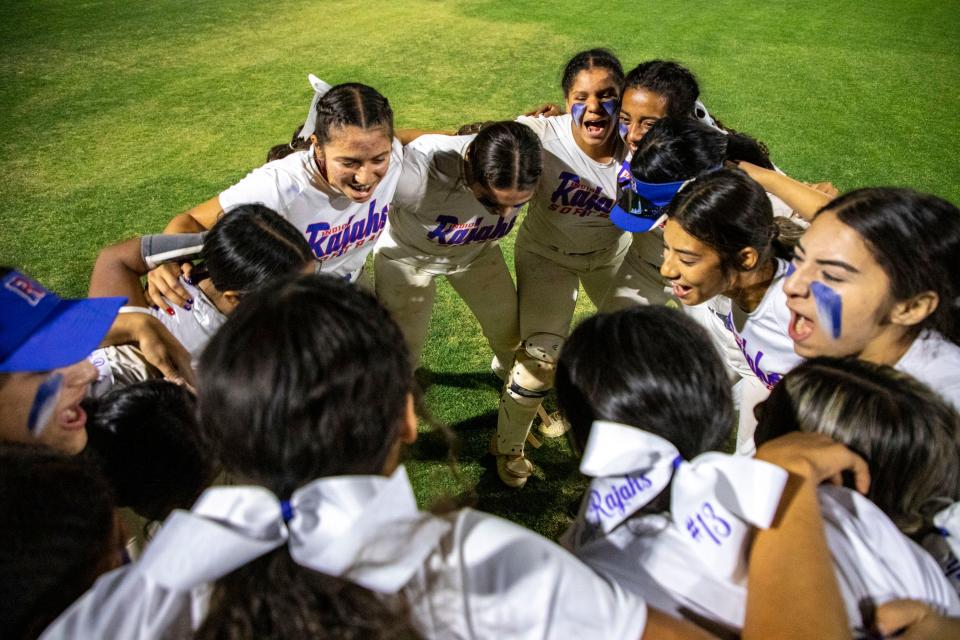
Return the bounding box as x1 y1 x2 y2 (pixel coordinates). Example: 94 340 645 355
578 420 788 581
139 466 449 594
298 73 333 142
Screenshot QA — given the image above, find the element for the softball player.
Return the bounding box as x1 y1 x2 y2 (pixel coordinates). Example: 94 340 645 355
88 205 314 396
605 61 802 312
493 49 630 488
147 76 402 306
373 122 541 373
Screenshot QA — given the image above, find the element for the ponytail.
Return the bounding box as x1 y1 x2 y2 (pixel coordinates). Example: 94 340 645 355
197 548 419 640
267 124 311 163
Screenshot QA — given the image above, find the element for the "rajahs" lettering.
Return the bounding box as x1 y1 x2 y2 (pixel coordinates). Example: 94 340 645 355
427 214 515 245
305 199 389 258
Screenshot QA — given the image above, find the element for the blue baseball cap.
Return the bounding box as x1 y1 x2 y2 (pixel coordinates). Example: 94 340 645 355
610 177 689 233
0 270 125 373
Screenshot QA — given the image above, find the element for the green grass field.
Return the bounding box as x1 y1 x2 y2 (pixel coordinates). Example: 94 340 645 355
2 1 959 538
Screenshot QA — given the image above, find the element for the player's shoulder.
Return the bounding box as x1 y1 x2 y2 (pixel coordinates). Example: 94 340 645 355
516 114 570 142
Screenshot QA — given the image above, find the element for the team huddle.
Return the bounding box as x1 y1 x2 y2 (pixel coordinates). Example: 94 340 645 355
3 47 960 638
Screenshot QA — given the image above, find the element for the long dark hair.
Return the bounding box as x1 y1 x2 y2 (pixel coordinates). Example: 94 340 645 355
561 48 624 96
0 444 118 639
556 306 732 511
201 204 314 295
195 274 417 638
820 187 960 343
464 121 542 191
754 357 960 538
668 168 788 274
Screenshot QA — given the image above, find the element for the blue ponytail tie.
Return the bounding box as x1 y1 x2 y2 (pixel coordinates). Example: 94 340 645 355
280 500 295 523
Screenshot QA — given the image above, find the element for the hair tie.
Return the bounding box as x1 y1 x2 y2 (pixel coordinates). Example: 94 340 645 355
280 500 295 523
299 74 333 142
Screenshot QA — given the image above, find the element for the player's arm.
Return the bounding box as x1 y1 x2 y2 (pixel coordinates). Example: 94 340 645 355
524 103 564 117
164 195 223 233
148 197 222 308
89 237 151 307
396 128 454 144
745 432 870 640
736 161 832 221
101 312 196 389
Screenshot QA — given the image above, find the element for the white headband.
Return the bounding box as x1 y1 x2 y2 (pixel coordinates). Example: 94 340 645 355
298 73 333 142
575 420 788 581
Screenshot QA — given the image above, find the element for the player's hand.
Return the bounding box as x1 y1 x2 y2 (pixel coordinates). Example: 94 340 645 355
806 181 839 197
134 317 197 391
755 432 870 494
145 262 194 312
524 103 564 117
875 599 960 638
456 121 495 136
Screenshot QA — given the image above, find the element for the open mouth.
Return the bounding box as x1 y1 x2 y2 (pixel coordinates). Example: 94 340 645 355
59 401 87 431
582 116 609 139
788 310 815 343
348 182 373 197
671 282 693 299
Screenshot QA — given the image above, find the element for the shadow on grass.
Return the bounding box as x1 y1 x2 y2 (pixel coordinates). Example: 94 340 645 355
416 368 503 394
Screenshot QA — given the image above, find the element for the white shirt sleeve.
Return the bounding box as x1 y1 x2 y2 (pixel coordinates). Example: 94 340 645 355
820 486 960 628
218 164 299 215
392 144 430 211
515 114 551 138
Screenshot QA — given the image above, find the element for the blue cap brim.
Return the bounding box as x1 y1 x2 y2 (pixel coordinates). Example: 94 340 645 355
0 296 126 372
610 203 664 233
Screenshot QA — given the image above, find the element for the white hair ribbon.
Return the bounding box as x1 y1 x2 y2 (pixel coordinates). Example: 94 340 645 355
578 420 788 581
138 465 450 594
298 73 334 142
41 466 449 639
694 99 720 131
935 503 960 559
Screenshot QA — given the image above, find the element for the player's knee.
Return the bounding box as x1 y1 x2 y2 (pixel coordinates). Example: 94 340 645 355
504 333 564 405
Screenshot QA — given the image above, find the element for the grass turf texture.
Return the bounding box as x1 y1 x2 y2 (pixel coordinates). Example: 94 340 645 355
2 1 958 538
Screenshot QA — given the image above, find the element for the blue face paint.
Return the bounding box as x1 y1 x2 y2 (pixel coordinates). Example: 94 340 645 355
811 281 842 339
601 99 617 118
618 122 629 142
570 103 586 127
27 372 63 436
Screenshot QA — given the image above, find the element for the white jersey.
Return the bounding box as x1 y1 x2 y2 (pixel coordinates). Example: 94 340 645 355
219 139 404 282
570 485 960 634
43 470 647 640
376 134 518 275
896 329 960 410
88 278 225 396
151 278 226 364
708 259 801 389
516 114 628 254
